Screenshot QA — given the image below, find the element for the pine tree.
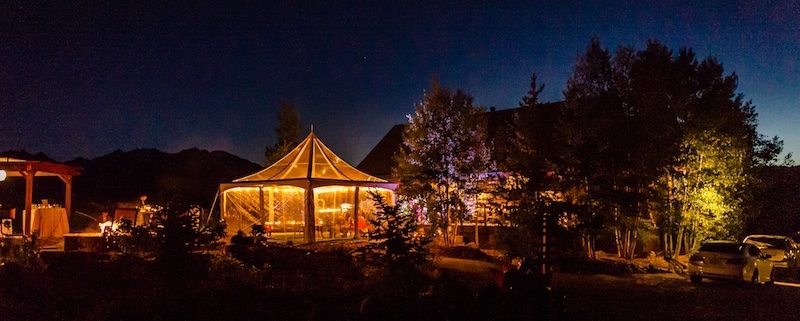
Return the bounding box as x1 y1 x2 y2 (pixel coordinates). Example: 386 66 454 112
367 192 430 270
265 102 301 165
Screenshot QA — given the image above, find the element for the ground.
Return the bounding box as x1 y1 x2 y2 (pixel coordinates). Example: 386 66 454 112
553 272 800 321
2 244 799 321
431 247 800 321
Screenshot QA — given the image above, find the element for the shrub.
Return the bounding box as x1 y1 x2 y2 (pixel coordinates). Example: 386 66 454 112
365 192 431 270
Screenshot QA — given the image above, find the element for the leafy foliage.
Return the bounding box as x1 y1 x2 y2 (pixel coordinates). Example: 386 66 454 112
110 204 226 260
560 38 648 258
544 38 784 258
394 82 490 245
226 224 270 268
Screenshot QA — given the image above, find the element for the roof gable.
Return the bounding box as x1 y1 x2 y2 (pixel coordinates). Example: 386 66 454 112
234 131 387 183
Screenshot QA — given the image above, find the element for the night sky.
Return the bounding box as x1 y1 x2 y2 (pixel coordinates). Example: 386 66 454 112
1 1 797 165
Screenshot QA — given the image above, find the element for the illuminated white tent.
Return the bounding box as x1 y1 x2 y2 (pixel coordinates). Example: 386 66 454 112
219 130 397 243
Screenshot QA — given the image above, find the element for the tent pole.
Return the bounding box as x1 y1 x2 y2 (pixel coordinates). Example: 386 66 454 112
305 184 316 244
206 189 220 226
58 175 73 220
353 187 360 239
259 185 265 225
268 188 274 224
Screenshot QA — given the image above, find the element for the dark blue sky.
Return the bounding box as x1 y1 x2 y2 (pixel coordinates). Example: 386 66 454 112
1 1 797 165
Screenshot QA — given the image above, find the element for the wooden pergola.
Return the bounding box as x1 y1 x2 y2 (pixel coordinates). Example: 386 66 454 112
0 157 81 235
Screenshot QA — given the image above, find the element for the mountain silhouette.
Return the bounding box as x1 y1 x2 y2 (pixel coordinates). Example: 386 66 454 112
0 148 261 215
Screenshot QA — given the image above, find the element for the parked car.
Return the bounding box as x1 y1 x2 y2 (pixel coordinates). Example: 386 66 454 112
743 234 799 270
688 240 774 285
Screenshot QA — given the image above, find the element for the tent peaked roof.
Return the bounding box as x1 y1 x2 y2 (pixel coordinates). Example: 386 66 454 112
234 131 388 183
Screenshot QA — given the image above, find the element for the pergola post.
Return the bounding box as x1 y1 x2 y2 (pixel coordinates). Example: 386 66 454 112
59 175 73 220
23 170 35 235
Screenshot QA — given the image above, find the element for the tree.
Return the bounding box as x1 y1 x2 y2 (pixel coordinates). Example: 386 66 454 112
608 42 688 259
394 82 490 246
653 55 785 256
265 102 302 165
496 73 565 262
560 38 628 258
556 39 771 260
366 192 431 270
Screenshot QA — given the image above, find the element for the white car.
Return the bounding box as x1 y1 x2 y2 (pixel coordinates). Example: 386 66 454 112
743 234 799 269
688 240 774 285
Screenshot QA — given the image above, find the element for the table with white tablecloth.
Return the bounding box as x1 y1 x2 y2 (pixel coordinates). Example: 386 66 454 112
30 207 69 247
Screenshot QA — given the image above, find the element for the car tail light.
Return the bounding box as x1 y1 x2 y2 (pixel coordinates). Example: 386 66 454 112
689 254 704 263
727 258 747 265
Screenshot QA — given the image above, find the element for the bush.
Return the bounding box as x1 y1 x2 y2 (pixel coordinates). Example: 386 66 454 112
364 192 431 270
107 204 226 260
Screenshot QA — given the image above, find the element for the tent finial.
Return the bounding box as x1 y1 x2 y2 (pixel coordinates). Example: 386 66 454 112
310 123 314 133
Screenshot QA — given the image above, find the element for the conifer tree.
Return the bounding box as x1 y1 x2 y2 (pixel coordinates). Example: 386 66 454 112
265 102 301 165
367 192 430 269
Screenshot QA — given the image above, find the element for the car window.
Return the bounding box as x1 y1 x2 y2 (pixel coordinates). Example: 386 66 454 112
746 237 784 248
746 245 759 257
699 243 740 253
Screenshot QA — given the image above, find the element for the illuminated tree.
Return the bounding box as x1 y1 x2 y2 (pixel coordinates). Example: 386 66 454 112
651 52 783 256
394 82 490 246
556 39 780 260
265 102 302 165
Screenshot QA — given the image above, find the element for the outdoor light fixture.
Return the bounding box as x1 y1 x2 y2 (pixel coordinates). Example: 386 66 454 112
0 170 6 181
99 221 113 233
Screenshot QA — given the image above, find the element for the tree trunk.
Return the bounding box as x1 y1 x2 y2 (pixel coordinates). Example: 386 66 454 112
474 214 480 247
582 233 596 259
616 226 637 260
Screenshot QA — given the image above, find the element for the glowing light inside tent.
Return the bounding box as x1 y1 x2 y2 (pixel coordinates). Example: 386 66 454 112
0 170 6 181
314 186 354 194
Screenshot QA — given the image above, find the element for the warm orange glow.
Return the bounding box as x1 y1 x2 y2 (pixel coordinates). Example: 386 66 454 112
314 186 354 194
225 186 305 194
